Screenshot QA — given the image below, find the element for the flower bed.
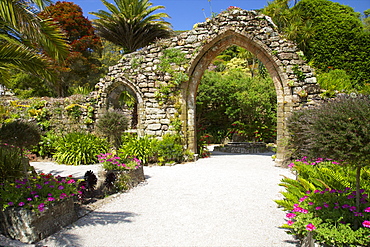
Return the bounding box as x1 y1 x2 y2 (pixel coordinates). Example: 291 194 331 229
0 174 80 243
0 198 77 243
276 158 370 246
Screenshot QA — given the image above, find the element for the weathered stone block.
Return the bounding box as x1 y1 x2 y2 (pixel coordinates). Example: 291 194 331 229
0 199 77 244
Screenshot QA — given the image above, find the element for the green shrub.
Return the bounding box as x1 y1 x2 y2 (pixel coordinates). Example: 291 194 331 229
0 144 24 183
33 131 59 158
118 134 157 165
156 134 184 165
53 132 108 165
96 110 129 149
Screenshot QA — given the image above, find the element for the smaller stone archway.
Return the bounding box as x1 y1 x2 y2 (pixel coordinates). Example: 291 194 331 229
95 77 145 136
94 8 322 165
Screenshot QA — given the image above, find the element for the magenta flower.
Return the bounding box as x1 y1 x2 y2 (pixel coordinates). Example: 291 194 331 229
67 179 76 184
315 206 322 210
364 207 370 212
38 203 45 212
58 185 64 190
363 221 370 228
287 220 294 226
299 196 308 202
7 202 14 206
18 202 25 206
47 197 55 202
323 203 329 208
306 223 316 231
286 213 296 219
27 198 33 201
288 163 295 168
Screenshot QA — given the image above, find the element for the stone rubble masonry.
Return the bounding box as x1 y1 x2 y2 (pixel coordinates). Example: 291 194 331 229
92 9 322 166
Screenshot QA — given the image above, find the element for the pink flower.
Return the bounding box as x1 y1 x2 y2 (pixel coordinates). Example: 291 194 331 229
363 221 370 228
299 196 308 202
306 223 316 231
18 202 25 206
287 220 294 226
286 213 296 219
67 179 76 184
288 163 295 168
315 206 322 210
364 207 370 212
47 197 55 202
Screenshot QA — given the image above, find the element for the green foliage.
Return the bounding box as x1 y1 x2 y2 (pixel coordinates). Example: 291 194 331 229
53 132 108 165
0 144 24 183
0 120 41 150
264 0 370 87
90 0 172 53
318 69 353 97
0 174 79 212
197 69 276 143
119 134 158 165
278 160 370 245
155 134 184 165
287 96 370 165
33 131 59 158
96 110 129 149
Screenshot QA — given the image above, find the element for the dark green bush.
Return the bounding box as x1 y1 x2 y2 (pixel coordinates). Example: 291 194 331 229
288 96 370 164
0 120 41 150
96 110 129 149
0 144 24 183
53 132 108 165
33 131 59 158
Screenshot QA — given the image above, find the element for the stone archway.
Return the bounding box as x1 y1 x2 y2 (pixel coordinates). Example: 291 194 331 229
94 8 321 166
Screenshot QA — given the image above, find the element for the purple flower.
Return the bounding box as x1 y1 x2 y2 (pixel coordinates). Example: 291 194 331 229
323 203 329 208
315 206 322 210
7 202 14 206
34 195 39 198
27 198 33 201
47 197 55 202
354 212 363 217
15 185 22 188
342 204 350 209
18 202 25 206
48 193 53 196
58 185 64 190
349 206 357 212
38 203 45 212
308 202 314 206
36 184 42 189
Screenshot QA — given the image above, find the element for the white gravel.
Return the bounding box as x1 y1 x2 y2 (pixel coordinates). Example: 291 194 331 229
2 152 299 247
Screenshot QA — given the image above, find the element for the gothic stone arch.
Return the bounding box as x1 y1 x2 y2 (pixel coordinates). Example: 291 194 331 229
94 9 321 166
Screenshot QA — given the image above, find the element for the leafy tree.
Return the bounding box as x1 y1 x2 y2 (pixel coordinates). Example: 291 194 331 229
263 0 370 88
0 0 68 87
363 9 370 32
90 0 173 53
39 1 103 96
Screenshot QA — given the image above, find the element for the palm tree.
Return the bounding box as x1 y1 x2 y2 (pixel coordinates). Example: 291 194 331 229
0 0 68 85
90 0 173 53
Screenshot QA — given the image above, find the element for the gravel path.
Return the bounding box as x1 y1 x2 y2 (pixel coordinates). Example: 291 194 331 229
1 152 299 247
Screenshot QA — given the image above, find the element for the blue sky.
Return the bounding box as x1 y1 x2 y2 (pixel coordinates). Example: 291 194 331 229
70 0 369 30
